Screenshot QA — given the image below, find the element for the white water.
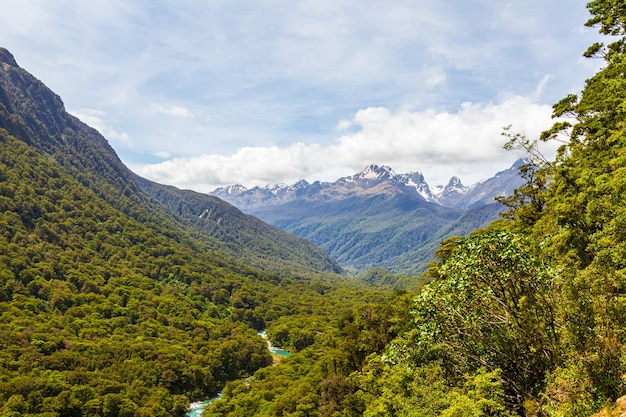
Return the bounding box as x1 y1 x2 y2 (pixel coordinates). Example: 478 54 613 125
185 330 290 417
187 393 221 417
258 330 291 356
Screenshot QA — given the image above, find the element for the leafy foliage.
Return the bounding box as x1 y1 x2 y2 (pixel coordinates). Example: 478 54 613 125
411 231 558 405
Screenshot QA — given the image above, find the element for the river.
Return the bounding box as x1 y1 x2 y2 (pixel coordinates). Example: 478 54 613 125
185 330 290 417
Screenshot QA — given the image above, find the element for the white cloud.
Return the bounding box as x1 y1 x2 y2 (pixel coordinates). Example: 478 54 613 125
151 103 194 118
154 151 171 159
329 95 557 183
2 0 601 193
136 95 556 192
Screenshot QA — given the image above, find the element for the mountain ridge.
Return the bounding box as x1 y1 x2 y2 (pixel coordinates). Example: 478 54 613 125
212 160 526 210
0 47 340 277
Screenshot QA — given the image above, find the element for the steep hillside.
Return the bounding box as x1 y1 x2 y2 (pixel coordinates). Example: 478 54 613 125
383 202 506 272
134 177 342 276
0 128 276 415
0 47 339 277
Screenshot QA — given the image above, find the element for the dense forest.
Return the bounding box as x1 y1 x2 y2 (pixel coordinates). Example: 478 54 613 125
0 113 395 416
2 1 626 416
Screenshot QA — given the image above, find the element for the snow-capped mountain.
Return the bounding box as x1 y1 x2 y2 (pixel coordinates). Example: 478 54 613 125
210 160 526 274
211 161 524 210
218 183 249 195
350 164 397 181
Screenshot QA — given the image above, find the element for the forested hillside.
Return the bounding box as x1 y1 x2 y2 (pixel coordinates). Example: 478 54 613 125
133 176 342 277
0 45 339 279
199 2 626 416
0 48 392 417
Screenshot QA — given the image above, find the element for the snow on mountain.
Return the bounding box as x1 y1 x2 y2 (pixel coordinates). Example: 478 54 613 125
209 160 526 274
444 176 467 194
398 171 435 202
211 161 525 210
352 164 398 181
215 184 248 195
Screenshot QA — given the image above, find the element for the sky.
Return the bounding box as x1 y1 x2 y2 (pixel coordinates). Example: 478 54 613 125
0 1 604 191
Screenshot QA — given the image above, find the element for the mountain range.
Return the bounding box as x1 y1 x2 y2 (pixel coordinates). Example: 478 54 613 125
212 162 526 273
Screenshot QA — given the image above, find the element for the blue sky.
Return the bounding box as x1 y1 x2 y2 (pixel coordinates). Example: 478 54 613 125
1 1 603 191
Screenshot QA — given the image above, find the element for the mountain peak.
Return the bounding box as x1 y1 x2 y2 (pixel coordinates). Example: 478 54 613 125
354 164 397 181
225 184 248 195
290 179 310 190
0 48 18 68
446 176 464 188
441 176 467 196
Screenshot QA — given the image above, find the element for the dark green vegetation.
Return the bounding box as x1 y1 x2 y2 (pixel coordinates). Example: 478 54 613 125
198 2 626 416
0 48 381 416
133 177 342 277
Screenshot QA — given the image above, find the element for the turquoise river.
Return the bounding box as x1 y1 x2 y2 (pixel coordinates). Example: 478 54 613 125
186 331 290 417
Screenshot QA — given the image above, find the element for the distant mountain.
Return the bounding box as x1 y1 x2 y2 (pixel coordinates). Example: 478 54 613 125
212 162 525 273
213 162 525 210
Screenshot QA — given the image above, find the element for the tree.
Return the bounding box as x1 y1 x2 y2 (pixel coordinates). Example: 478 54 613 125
410 231 559 408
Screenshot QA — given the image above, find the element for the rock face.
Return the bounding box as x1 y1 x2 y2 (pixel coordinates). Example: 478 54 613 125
211 161 526 273
0 47 19 67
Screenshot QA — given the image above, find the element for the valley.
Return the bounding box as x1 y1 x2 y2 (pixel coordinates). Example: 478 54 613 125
0 47 392 416
2 2 626 415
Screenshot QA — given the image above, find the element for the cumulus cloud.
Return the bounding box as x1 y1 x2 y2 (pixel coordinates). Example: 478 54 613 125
136 95 556 192
334 96 550 165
